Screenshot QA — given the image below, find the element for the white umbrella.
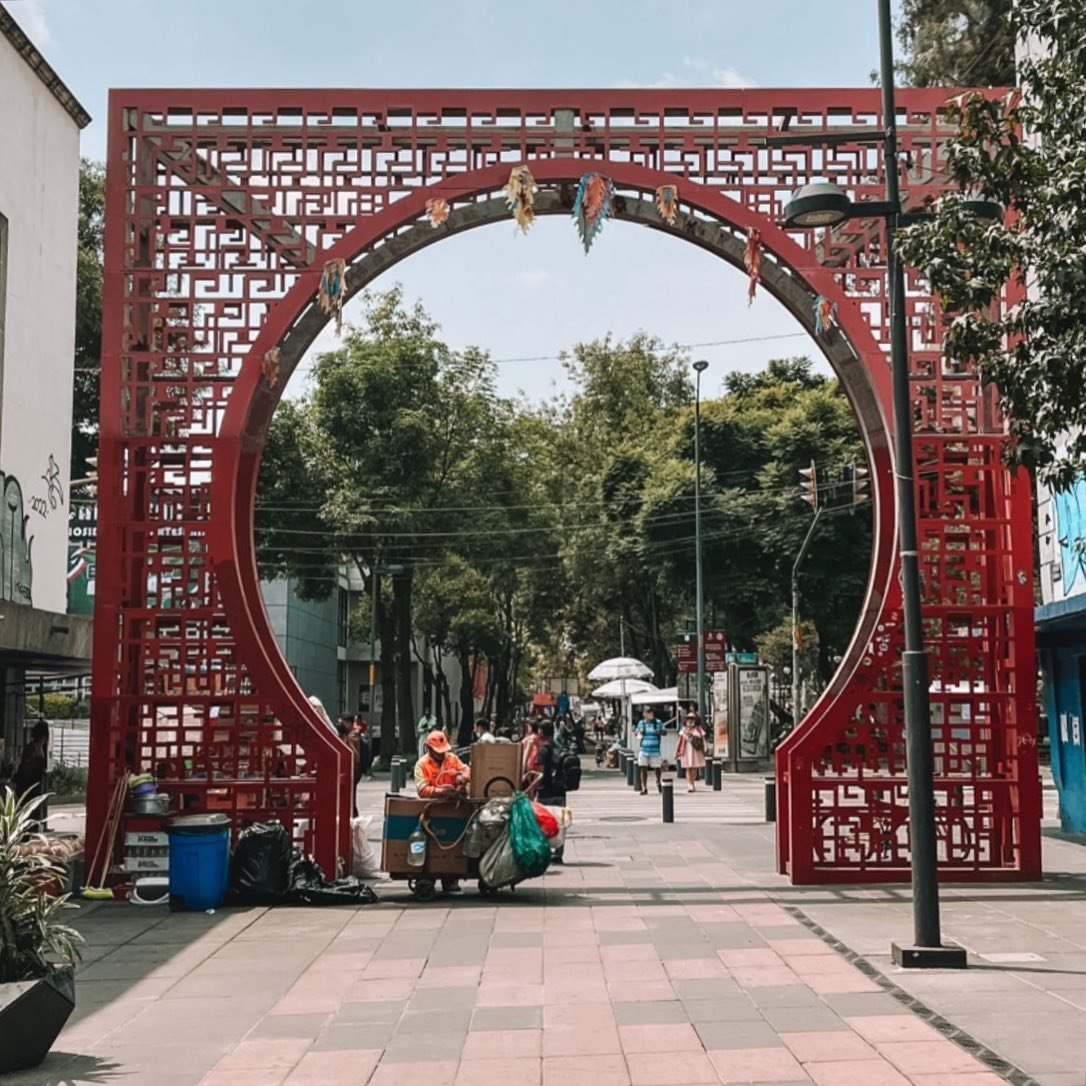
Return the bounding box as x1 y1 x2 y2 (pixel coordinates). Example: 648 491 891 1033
591 678 657 699
631 686 679 705
587 656 654 682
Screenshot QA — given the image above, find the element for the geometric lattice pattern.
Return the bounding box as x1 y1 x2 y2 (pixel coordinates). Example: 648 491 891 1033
91 87 1040 881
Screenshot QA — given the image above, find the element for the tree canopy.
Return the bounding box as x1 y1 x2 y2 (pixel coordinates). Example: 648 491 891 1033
895 1 1014 87
897 0 1086 487
73 159 104 477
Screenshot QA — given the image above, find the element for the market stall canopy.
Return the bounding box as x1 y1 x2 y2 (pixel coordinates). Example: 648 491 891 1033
591 678 658 699
531 692 556 707
579 702 602 716
630 686 679 705
587 656 654 683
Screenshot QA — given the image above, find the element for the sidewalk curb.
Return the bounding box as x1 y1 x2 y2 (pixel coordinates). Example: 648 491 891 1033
779 903 1044 1086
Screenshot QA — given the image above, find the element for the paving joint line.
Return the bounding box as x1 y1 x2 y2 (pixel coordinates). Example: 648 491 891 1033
777 902 1044 1086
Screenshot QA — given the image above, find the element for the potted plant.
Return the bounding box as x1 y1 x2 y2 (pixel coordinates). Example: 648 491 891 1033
0 789 83 1074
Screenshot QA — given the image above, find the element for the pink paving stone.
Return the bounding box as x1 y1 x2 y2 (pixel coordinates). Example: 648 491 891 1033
802 972 881 995
727 966 801 989
544 980 611 1004
619 1023 703 1054
542 1054 631 1086
780 1031 877 1063
546 945 602 964
476 983 545 1007
213 1038 311 1071
608 979 678 1002
908 1074 1007 1085
369 1060 459 1086
708 1047 808 1084
843 1016 941 1044
543 1003 618 1030
283 1049 382 1086
454 1057 542 1086
201 1072 286 1086
543 1026 623 1057
462 1029 543 1059
718 949 787 970
766 938 836 956
543 929 599 946
360 959 426 980
601 944 659 961
805 1059 910 1086
627 1050 719 1085
875 1040 990 1075
486 949 545 968
783 955 856 978
604 962 670 983
664 958 730 980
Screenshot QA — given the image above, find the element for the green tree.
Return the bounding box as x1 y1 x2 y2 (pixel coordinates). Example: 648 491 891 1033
895 1 1014 87
72 159 105 477
897 1 1086 487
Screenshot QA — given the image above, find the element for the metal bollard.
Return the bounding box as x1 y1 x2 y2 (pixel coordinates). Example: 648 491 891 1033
619 749 628 773
703 758 714 784
712 759 723 791
662 779 674 823
626 754 637 788
390 758 402 793
764 776 776 822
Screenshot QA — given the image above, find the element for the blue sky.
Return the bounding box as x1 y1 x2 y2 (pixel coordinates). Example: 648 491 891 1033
8 0 897 402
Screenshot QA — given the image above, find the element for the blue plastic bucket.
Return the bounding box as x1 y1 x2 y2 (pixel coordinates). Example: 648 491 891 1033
166 814 231 911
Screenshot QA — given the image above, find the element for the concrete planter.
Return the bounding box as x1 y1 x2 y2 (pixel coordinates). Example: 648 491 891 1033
0 967 75 1073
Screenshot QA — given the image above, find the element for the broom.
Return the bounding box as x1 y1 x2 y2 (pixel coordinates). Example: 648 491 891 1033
82 774 127 899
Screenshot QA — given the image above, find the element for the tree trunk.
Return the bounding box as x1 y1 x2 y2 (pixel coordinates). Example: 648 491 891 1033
394 570 415 755
378 597 396 764
456 647 474 746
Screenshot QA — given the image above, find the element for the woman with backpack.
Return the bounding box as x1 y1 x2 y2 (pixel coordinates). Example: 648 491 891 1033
676 711 707 793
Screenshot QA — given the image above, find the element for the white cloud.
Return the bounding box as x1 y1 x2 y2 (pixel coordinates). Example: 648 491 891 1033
615 63 757 90
12 0 53 48
515 268 554 288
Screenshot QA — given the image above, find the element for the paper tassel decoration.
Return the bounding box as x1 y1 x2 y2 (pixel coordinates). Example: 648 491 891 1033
654 184 679 226
262 347 281 389
813 295 838 337
744 229 763 306
318 258 347 335
505 165 537 233
425 197 450 228
572 173 615 253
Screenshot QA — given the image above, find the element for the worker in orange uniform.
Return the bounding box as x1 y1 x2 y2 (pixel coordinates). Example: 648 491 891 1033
414 731 470 799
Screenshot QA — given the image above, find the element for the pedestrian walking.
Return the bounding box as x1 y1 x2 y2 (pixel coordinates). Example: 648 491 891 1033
416 709 438 760
676 711 707 793
521 718 542 778
535 721 566 863
635 707 663 795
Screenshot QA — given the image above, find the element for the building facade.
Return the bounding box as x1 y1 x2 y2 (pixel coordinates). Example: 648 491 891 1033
0 4 92 769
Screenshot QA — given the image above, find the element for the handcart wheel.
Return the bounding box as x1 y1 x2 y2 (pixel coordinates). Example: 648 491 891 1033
477 879 499 898
409 878 437 901
484 776 516 798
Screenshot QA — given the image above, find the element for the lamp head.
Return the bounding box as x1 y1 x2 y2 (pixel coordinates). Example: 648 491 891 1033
783 182 853 228
948 190 1004 223
693 360 709 374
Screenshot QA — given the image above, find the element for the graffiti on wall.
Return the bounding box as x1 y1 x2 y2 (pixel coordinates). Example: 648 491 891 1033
0 472 33 605
1053 476 1086 598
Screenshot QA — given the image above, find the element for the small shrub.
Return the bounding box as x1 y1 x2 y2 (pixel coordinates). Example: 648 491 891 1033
47 765 87 799
38 694 75 720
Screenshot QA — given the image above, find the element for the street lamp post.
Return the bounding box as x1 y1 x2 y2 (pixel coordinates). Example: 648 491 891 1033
693 359 709 723
780 0 989 968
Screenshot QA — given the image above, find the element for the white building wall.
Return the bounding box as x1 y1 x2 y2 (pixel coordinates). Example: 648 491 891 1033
0 29 80 614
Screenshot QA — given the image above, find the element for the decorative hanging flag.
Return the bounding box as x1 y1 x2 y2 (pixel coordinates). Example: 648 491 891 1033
572 173 615 254
318 258 347 335
425 197 450 228
504 165 537 233
743 229 763 306
262 347 281 389
654 184 679 226
813 294 838 337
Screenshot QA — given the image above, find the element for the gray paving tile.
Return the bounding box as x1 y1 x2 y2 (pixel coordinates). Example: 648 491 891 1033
746 985 825 1010
335 999 408 1023
672 978 742 1000
819 991 907 1017
698 923 768 949
652 940 718 958
407 986 477 1011
399 1007 473 1034
381 1030 466 1062
311 1021 397 1050
598 930 653 945
759 1005 850 1033
614 1000 691 1025
471 1006 544 1031
683 997 764 1023
247 1012 332 1039
695 1020 782 1049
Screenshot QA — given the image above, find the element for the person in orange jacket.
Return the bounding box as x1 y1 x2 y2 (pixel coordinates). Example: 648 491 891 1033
414 731 470 799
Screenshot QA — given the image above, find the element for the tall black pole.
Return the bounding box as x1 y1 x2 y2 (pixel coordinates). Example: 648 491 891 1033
878 0 962 966
693 360 708 722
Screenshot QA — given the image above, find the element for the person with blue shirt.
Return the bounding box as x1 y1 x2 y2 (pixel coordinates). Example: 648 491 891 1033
635 706 664 795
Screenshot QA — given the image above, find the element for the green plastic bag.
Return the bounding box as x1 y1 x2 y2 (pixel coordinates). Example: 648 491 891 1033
508 792 551 878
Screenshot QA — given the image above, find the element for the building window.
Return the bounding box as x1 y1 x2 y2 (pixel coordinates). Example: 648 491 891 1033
337 587 348 648
0 211 7 433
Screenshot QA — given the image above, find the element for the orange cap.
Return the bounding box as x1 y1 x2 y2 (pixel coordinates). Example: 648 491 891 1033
426 730 451 753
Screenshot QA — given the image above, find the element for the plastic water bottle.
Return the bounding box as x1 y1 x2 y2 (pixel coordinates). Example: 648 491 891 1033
407 823 427 867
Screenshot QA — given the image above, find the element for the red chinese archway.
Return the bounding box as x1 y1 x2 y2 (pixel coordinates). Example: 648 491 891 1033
90 88 1040 882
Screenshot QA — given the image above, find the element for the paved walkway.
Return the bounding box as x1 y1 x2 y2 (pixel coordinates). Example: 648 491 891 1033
9 767 1080 1086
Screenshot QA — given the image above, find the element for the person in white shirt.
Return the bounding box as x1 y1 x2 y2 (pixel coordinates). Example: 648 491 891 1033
473 718 497 744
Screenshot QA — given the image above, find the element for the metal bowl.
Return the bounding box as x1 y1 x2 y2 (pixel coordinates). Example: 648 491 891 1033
131 793 171 816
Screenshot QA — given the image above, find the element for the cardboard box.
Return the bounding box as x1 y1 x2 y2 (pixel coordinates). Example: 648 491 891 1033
381 794 477 877
469 741 521 799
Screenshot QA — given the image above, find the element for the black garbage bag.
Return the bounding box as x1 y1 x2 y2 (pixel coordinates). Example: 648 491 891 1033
227 821 292 905
286 854 379 907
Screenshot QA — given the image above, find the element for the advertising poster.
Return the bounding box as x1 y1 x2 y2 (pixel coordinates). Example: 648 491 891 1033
737 667 770 760
67 502 96 615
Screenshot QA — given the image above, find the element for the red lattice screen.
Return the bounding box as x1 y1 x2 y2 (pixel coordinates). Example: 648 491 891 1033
90 88 1040 882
